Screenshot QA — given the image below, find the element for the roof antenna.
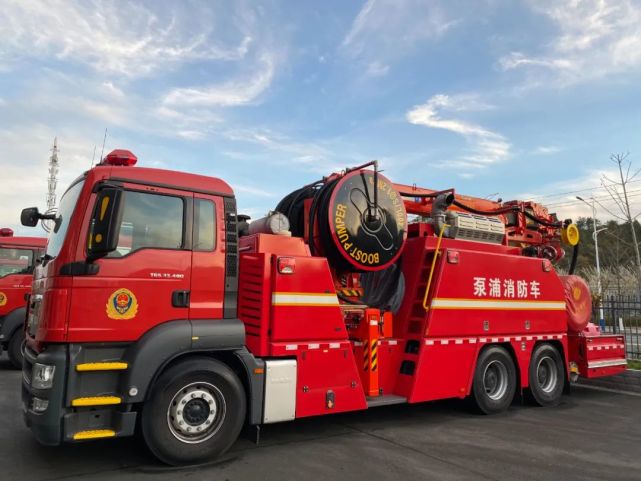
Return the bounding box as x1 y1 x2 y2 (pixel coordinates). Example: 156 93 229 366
99 128 108 163
90 145 97 168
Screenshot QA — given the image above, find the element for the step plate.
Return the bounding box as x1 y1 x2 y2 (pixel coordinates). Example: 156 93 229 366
366 394 407 408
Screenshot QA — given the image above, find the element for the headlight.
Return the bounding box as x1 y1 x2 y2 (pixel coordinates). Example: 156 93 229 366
32 363 55 389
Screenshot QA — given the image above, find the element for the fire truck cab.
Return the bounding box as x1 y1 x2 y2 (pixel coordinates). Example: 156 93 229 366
20 150 626 465
0 228 46 368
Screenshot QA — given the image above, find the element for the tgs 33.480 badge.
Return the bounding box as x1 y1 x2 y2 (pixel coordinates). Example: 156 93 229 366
106 288 139 320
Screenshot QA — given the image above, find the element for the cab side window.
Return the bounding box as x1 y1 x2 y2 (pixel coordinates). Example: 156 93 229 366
0 248 34 277
193 199 216 251
109 191 184 257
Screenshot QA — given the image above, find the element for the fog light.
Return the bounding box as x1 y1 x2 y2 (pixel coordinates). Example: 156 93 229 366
32 397 49 413
32 363 55 389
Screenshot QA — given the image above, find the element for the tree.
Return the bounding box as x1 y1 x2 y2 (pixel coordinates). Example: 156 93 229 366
598 153 641 288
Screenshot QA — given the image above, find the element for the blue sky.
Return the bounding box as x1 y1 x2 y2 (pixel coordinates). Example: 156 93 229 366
2 0 641 234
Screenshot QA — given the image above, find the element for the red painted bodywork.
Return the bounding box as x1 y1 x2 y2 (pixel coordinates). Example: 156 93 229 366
25 161 626 425
0 235 46 319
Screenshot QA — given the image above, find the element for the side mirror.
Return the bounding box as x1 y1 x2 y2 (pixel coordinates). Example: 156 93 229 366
87 188 124 261
21 207 41 227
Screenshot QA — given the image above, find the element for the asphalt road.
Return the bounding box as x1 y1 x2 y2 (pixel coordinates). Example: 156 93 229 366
2 356 640 481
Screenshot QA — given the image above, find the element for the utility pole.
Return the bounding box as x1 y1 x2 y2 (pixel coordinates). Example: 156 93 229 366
577 196 606 328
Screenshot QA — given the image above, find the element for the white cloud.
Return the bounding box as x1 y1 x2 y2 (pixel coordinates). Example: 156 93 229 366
366 61 390 77
233 184 276 198
534 145 562 155
220 128 334 168
0 1 283 144
0 0 252 78
341 0 460 66
162 54 275 107
499 0 641 85
406 94 510 169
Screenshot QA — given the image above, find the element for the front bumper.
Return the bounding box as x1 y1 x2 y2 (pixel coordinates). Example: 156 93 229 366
22 343 67 445
22 342 137 445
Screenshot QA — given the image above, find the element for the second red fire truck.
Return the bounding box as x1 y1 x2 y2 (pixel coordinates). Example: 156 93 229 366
0 229 46 368
20 150 626 465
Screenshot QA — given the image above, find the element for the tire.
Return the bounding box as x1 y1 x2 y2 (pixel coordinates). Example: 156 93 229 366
526 343 564 407
141 357 246 466
7 330 23 370
472 346 517 414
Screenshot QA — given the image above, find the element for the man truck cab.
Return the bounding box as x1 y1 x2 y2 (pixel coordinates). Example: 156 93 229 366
0 228 46 368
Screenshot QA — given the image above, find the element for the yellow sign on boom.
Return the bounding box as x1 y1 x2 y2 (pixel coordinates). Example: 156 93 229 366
562 223 580 246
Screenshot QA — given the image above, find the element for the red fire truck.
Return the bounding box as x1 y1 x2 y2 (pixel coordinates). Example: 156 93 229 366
20 150 626 465
0 229 46 368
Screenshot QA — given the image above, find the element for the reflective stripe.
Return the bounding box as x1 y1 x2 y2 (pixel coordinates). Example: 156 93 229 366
73 429 116 440
588 359 628 369
272 292 339 306
431 298 566 310
71 396 121 407
76 362 128 372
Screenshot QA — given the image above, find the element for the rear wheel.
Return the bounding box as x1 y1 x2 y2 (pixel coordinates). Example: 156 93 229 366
7 330 23 369
142 357 246 466
472 346 517 414
527 343 564 406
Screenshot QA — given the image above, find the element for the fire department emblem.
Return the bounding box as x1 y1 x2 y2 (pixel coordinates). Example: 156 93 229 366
0 292 6 307
106 288 138 320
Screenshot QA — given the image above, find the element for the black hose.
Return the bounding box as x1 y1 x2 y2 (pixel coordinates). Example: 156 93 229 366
522 210 563 228
568 243 579 275
399 192 439 198
452 199 520 216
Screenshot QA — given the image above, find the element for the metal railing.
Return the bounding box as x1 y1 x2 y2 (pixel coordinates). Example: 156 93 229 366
595 295 641 359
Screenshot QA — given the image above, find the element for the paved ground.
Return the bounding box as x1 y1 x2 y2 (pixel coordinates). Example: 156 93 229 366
2 356 640 481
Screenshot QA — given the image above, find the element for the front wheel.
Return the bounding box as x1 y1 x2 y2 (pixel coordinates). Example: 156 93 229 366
472 346 517 414
142 357 246 466
527 343 565 407
7 330 23 369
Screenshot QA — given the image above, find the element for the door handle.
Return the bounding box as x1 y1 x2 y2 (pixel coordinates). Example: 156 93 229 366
172 290 190 308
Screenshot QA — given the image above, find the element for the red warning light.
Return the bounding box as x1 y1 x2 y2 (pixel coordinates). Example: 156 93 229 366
103 149 138 166
0 228 14 237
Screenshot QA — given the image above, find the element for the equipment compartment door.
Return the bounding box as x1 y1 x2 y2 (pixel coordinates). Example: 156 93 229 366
190 194 226 320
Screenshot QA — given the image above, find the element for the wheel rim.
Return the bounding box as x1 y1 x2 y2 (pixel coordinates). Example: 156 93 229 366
483 360 509 401
167 382 226 444
536 356 558 394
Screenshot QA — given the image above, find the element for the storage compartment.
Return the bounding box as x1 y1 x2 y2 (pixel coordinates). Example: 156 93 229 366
263 359 297 423
568 326 627 379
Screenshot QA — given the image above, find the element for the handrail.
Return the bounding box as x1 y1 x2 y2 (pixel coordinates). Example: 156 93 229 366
422 224 448 310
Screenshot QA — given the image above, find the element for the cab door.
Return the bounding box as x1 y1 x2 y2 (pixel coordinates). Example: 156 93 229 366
189 194 226 320
69 184 192 342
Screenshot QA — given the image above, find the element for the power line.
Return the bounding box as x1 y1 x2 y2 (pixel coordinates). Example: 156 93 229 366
517 179 641 204
545 189 641 209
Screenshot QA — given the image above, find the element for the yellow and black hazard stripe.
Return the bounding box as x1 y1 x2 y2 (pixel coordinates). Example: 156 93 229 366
339 288 363 298
370 339 378 372
363 342 369 371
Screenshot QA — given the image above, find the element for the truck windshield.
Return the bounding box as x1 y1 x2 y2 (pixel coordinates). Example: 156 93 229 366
46 180 85 258
0 248 34 277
